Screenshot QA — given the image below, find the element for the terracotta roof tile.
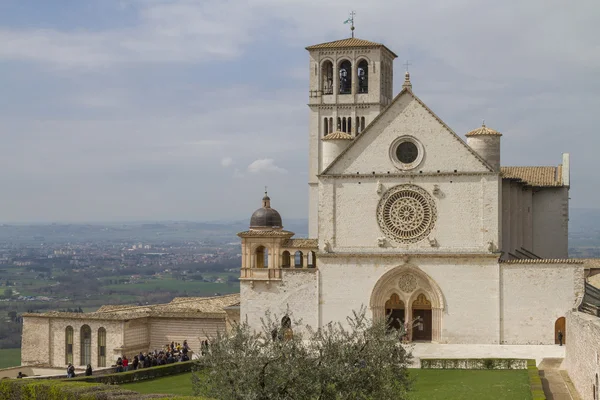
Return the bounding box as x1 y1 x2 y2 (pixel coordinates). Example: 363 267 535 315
466 124 502 137
306 38 398 57
24 294 240 320
237 229 295 238
501 166 563 187
322 131 353 141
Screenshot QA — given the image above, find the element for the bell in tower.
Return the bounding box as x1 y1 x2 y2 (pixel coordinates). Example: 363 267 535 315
305 36 398 237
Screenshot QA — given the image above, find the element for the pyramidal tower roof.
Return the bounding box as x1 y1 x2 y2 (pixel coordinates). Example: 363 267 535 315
306 37 398 58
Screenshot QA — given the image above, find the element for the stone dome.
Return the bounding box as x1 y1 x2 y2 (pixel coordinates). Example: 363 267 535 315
250 192 283 229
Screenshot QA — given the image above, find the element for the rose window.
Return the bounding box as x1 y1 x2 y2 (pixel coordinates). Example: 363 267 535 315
377 185 436 244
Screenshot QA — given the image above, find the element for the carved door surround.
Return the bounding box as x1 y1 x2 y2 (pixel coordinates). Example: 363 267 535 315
370 265 445 342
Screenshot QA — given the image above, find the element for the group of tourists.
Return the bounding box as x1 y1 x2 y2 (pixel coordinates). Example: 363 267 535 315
115 340 192 373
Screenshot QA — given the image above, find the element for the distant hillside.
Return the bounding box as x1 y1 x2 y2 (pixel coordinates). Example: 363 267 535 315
0 219 309 245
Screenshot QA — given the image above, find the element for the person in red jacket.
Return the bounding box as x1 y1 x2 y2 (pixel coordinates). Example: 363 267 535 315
123 355 129 372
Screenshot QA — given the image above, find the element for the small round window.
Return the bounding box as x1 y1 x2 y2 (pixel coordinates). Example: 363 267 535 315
396 142 418 164
389 136 424 171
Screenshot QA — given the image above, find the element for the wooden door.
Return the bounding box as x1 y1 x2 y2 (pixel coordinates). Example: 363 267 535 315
386 309 405 331
555 317 566 344
412 309 432 341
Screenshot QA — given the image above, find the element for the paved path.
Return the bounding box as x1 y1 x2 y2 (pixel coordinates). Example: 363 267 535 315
409 343 565 367
538 358 581 400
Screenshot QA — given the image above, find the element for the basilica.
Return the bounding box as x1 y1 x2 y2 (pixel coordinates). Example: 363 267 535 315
239 36 585 345
18 35 591 372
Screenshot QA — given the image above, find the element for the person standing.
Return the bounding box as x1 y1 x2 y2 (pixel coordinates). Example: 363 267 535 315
558 330 564 346
85 364 93 376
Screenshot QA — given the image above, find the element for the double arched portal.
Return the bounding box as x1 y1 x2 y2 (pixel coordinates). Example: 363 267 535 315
370 265 445 342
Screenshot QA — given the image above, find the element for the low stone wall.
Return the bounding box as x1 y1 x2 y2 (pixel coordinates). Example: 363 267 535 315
565 311 600 400
420 358 527 369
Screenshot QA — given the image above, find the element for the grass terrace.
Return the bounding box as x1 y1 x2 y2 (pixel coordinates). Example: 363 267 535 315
119 368 533 399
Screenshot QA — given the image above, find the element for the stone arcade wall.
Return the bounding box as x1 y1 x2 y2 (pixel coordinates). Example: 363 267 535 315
22 316 124 369
565 311 600 400
500 262 584 344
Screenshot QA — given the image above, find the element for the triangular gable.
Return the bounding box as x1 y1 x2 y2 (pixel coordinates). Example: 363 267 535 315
321 89 494 175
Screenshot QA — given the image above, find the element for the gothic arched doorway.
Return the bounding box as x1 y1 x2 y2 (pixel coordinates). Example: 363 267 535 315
370 265 445 342
554 317 566 345
412 293 432 341
385 293 405 331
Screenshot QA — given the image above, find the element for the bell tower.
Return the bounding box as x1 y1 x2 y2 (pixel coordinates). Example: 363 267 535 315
305 38 398 236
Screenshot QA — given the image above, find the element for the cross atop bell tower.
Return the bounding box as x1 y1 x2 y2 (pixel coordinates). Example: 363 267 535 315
305 36 398 236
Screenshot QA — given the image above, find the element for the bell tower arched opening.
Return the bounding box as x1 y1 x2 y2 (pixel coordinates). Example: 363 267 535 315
321 60 334 95
338 60 352 94
255 246 268 268
357 59 368 93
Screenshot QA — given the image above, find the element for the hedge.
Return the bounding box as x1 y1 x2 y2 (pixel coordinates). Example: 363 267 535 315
0 378 199 400
527 359 546 400
420 358 527 370
68 361 195 385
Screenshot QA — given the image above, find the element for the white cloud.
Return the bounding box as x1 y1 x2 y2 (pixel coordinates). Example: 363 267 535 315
247 159 288 174
221 157 233 167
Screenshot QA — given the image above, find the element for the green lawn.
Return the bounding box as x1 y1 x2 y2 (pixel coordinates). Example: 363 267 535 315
409 369 532 400
121 369 532 399
120 372 197 396
0 348 21 369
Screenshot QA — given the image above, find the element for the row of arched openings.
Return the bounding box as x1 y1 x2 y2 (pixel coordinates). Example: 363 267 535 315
255 246 316 268
321 59 368 95
323 116 366 135
65 326 106 367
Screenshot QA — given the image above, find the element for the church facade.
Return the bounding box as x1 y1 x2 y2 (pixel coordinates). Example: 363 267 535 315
239 37 585 345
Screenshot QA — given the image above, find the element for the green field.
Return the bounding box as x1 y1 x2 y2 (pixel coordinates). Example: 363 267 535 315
0 348 21 369
121 369 532 399
104 278 239 297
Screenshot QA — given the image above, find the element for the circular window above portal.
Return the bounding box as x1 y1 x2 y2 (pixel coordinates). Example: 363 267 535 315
390 136 424 170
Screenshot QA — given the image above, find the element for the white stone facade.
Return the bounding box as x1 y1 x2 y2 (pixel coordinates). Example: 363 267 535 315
238 36 583 346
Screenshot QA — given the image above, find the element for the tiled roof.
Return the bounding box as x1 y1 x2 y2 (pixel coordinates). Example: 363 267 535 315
500 259 583 264
501 166 564 187
237 230 295 238
466 124 502 137
306 38 398 57
23 294 241 320
322 131 353 141
282 239 318 249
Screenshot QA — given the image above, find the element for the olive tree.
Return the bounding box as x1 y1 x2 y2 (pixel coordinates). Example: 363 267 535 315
193 307 413 400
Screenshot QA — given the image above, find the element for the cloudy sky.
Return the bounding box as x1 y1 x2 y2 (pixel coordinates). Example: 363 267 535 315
0 0 598 223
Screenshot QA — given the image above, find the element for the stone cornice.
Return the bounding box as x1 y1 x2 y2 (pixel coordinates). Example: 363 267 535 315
500 259 584 264
319 171 499 179
316 252 500 259
308 103 382 109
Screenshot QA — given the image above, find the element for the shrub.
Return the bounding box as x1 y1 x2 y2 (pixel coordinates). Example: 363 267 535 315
194 307 414 400
527 359 546 400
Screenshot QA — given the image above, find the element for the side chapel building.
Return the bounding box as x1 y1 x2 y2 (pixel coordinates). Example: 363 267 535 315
18 35 590 371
